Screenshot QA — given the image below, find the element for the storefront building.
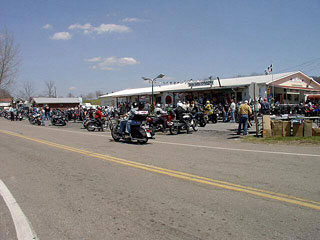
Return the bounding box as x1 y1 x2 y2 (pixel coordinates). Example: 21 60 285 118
100 71 320 107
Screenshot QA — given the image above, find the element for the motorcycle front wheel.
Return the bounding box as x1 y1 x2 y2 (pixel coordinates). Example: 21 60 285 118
192 120 198 132
169 125 179 135
111 126 121 142
87 122 96 131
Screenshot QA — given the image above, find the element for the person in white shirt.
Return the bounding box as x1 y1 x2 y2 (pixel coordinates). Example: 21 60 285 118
230 99 236 123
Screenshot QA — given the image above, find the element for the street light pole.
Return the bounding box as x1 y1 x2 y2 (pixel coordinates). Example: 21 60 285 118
142 74 165 112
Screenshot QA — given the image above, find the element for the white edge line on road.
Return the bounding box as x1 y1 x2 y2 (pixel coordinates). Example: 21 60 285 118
0 180 38 240
5 121 320 158
153 141 320 158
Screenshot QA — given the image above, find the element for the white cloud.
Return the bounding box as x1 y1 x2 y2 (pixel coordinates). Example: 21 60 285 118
94 24 131 34
69 86 76 91
42 24 52 29
68 23 92 30
118 57 140 66
50 32 72 40
67 23 131 36
86 56 140 71
122 18 144 23
84 57 102 62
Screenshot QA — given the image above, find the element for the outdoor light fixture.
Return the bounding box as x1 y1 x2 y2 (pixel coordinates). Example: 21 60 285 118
142 74 165 111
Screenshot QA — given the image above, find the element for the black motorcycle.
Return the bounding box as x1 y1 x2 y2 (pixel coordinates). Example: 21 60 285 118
16 112 23 121
168 112 197 135
193 111 207 127
51 114 67 126
86 118 106 132
111 112 153 144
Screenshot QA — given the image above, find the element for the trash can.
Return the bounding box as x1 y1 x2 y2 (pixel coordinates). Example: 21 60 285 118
272 120 283 137
282 121 291 137
292 120 303 137
303 120 313 137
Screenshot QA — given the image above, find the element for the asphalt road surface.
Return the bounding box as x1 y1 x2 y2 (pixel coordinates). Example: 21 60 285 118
0 118 319 240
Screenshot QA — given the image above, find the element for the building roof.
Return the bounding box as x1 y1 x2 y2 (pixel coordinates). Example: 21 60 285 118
32 97 82 104
0 103 11 107
100 71 308 98
0 98 12 103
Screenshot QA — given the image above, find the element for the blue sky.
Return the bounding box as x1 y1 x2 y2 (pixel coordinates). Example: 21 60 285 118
1 0 320 97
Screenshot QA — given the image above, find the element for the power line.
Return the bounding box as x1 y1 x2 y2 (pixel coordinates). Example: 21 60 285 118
275 57 320 73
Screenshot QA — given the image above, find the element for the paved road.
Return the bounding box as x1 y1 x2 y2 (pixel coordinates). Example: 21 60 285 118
0 118 319 239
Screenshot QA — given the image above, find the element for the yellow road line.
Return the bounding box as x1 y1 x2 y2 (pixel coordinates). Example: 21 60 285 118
1 129 320 211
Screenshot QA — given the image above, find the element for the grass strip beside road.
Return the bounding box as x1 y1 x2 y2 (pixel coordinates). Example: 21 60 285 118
1 129 320 211
243 136 320 145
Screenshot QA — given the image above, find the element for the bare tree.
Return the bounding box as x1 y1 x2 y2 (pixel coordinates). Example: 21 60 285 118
67 92 74 98
86 92 95 100
0 27 20 91
0 88 11 98
19 81 35 101
44 80 56 97
95 90 102 98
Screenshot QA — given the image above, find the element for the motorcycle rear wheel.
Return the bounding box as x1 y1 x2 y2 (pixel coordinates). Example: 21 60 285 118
137 138 148 144
199 119 206 127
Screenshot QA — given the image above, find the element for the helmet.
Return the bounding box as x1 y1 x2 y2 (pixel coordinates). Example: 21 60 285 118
206 100 210 104
177 102 183 108
156 103 161 108
132 102 138 108
138 102 145 109
98 106 101 110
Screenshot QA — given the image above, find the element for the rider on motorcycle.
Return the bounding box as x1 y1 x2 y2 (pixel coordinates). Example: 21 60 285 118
119 102 145 136
154 103 168 131
174 102 187 121
94 106 105 131
204 100 213 112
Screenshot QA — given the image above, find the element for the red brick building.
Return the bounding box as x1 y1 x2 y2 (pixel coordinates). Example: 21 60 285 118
31 98 82 109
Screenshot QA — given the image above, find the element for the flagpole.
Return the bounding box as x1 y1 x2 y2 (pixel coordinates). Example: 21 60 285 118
272 63 274 103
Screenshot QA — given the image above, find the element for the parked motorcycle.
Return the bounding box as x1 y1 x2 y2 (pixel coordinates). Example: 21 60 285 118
29 113 41 125
111 111 153 144
51 114 67 126
16 112 23 121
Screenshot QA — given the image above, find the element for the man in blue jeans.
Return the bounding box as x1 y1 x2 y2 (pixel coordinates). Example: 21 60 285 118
237 100 252 135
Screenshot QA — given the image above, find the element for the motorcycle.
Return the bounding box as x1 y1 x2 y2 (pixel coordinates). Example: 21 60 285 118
29 113 42 125
86 118 107 132
16 112 23 121
193 111 207 127
147 112 171 134
168 112 196 135
51 114 67 126
111 111 153 144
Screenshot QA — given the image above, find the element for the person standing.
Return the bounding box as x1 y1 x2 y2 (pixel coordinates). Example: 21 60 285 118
261 98 270 115
230 99 236 123
9 106 15 121
237 100 252 135
45 105 50 120
40 107 46 126
223 101 229 122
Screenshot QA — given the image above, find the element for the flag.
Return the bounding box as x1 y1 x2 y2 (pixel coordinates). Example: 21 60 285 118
265 64 273 75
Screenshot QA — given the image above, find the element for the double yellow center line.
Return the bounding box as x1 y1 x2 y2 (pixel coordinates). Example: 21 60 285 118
1 129 319 211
